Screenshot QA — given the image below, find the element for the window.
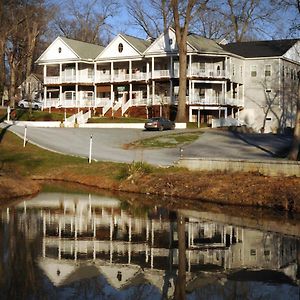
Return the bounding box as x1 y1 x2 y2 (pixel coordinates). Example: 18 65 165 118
232 64 235 76
169 38 173 45
265 65 271 77
250 249 256 256
118 43 123 53
251 65 257 77
240 66 243 77
58 47 62 53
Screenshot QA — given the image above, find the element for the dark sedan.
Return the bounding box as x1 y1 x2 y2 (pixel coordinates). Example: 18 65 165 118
144 117 175 131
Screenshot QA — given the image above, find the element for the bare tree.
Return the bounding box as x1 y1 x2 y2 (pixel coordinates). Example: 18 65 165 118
126 0 173 39
171 0 209 122
53 0 118 45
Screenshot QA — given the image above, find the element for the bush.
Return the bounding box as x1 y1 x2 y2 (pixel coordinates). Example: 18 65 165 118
116 161 153 181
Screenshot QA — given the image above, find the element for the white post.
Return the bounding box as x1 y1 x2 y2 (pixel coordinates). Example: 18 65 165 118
23 125 27 147
6 106 10 122
88 134 93 163
197 109 200 128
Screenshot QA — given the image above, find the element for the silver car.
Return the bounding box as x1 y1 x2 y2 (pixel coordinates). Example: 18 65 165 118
18 99 42 110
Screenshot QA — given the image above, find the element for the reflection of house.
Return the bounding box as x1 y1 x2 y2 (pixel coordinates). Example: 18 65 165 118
36 29 300 132
18 73 43 100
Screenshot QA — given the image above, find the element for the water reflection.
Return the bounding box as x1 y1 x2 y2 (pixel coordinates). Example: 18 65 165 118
0 191 299 299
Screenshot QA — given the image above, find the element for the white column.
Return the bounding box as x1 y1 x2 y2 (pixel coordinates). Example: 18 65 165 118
128 218 132 242
75 62 79 82
169 80 173 104
75 84 78 107
230 82 233 100
129 60 132 81
225 107 228 118
170 56 173 77
189 54 192 76
94 62 97 82
110 61 114 82
59 85 62 105
129 83 132 102
151 57 155 79
146 220 149 241
110 84 114 105
146 62 150 81
147 83 150 105
152 81 155 104
59 63 62 83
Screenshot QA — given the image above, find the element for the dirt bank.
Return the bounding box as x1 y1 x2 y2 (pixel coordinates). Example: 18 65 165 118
1 168 299 213
0 173 41 203
27 169 300 214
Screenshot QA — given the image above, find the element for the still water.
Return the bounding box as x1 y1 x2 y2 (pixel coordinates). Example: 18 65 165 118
0 188 299 300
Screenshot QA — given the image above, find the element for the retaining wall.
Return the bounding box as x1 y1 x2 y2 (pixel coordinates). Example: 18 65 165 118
178 157 300 177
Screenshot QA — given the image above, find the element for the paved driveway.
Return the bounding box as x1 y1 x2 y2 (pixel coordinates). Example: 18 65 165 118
1 124 292 166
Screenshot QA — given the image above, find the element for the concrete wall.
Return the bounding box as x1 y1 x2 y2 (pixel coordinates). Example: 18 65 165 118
178 157 300 177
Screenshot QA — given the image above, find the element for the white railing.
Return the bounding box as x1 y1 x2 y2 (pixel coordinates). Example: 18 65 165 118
44 76 60 84
132 98 147 106
113 101 122 112
95 98 110 107
152 70 170 79
113 73 130 82
212 117 244 128
61 75 76 82
189 68 226 78
76 110 91 124
102 101 112 115
225 98 244 107
189 96 225 105
44 98 59 108
132 72 147 81
122 100 132 115
95 72 111 83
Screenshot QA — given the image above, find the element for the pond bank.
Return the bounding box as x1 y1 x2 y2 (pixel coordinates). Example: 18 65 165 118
2 169 298 213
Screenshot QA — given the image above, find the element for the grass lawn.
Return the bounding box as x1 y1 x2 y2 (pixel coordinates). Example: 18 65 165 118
125 131 203 148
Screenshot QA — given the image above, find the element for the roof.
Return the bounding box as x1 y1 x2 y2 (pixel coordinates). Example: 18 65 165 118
187 34 228 54
222 39 299 58
121 34 151 53
60 37 104 59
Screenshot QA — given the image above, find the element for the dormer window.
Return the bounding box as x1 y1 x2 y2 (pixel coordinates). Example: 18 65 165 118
169 39 173 45
118 43 123 53
58 47 62 53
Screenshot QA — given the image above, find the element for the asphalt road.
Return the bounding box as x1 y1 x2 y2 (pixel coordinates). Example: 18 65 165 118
1 124 292 166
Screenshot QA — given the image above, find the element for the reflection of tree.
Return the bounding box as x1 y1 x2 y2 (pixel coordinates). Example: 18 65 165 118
174 212 186 300
0 211 44 299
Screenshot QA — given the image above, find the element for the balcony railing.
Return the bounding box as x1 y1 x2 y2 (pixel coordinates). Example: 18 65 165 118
189 68 226 78
152 70 170 79
189 96 225 105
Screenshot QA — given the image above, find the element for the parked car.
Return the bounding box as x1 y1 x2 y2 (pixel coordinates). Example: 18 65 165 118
144 117 175 131
18 99 42 110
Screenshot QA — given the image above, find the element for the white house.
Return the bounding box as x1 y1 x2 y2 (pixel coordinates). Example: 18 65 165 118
36 28 300 132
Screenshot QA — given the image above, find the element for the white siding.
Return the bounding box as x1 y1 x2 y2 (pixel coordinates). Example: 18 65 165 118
38 38 78 61
97 35 141 60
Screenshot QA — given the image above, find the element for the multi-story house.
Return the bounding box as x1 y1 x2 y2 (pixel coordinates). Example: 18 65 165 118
36 28 300 132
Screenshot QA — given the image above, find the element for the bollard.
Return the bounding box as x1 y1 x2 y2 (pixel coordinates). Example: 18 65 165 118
179 147 183 158
7 106 11 122
23 125 27 147
89 134 93 164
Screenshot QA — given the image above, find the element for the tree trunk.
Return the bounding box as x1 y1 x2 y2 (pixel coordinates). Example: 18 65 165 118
9 63 16 108
176 41 188 122
174 213 186 300
288 107 300 160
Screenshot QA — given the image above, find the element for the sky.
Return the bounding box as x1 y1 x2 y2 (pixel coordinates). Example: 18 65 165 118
50 0 300 42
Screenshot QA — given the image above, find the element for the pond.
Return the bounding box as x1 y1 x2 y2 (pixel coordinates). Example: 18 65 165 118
0 186 299 299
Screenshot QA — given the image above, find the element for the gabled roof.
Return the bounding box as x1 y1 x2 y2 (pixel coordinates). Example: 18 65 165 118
187 34 228 54
222 39 299 58
121 34 151 54
60 37 104 60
